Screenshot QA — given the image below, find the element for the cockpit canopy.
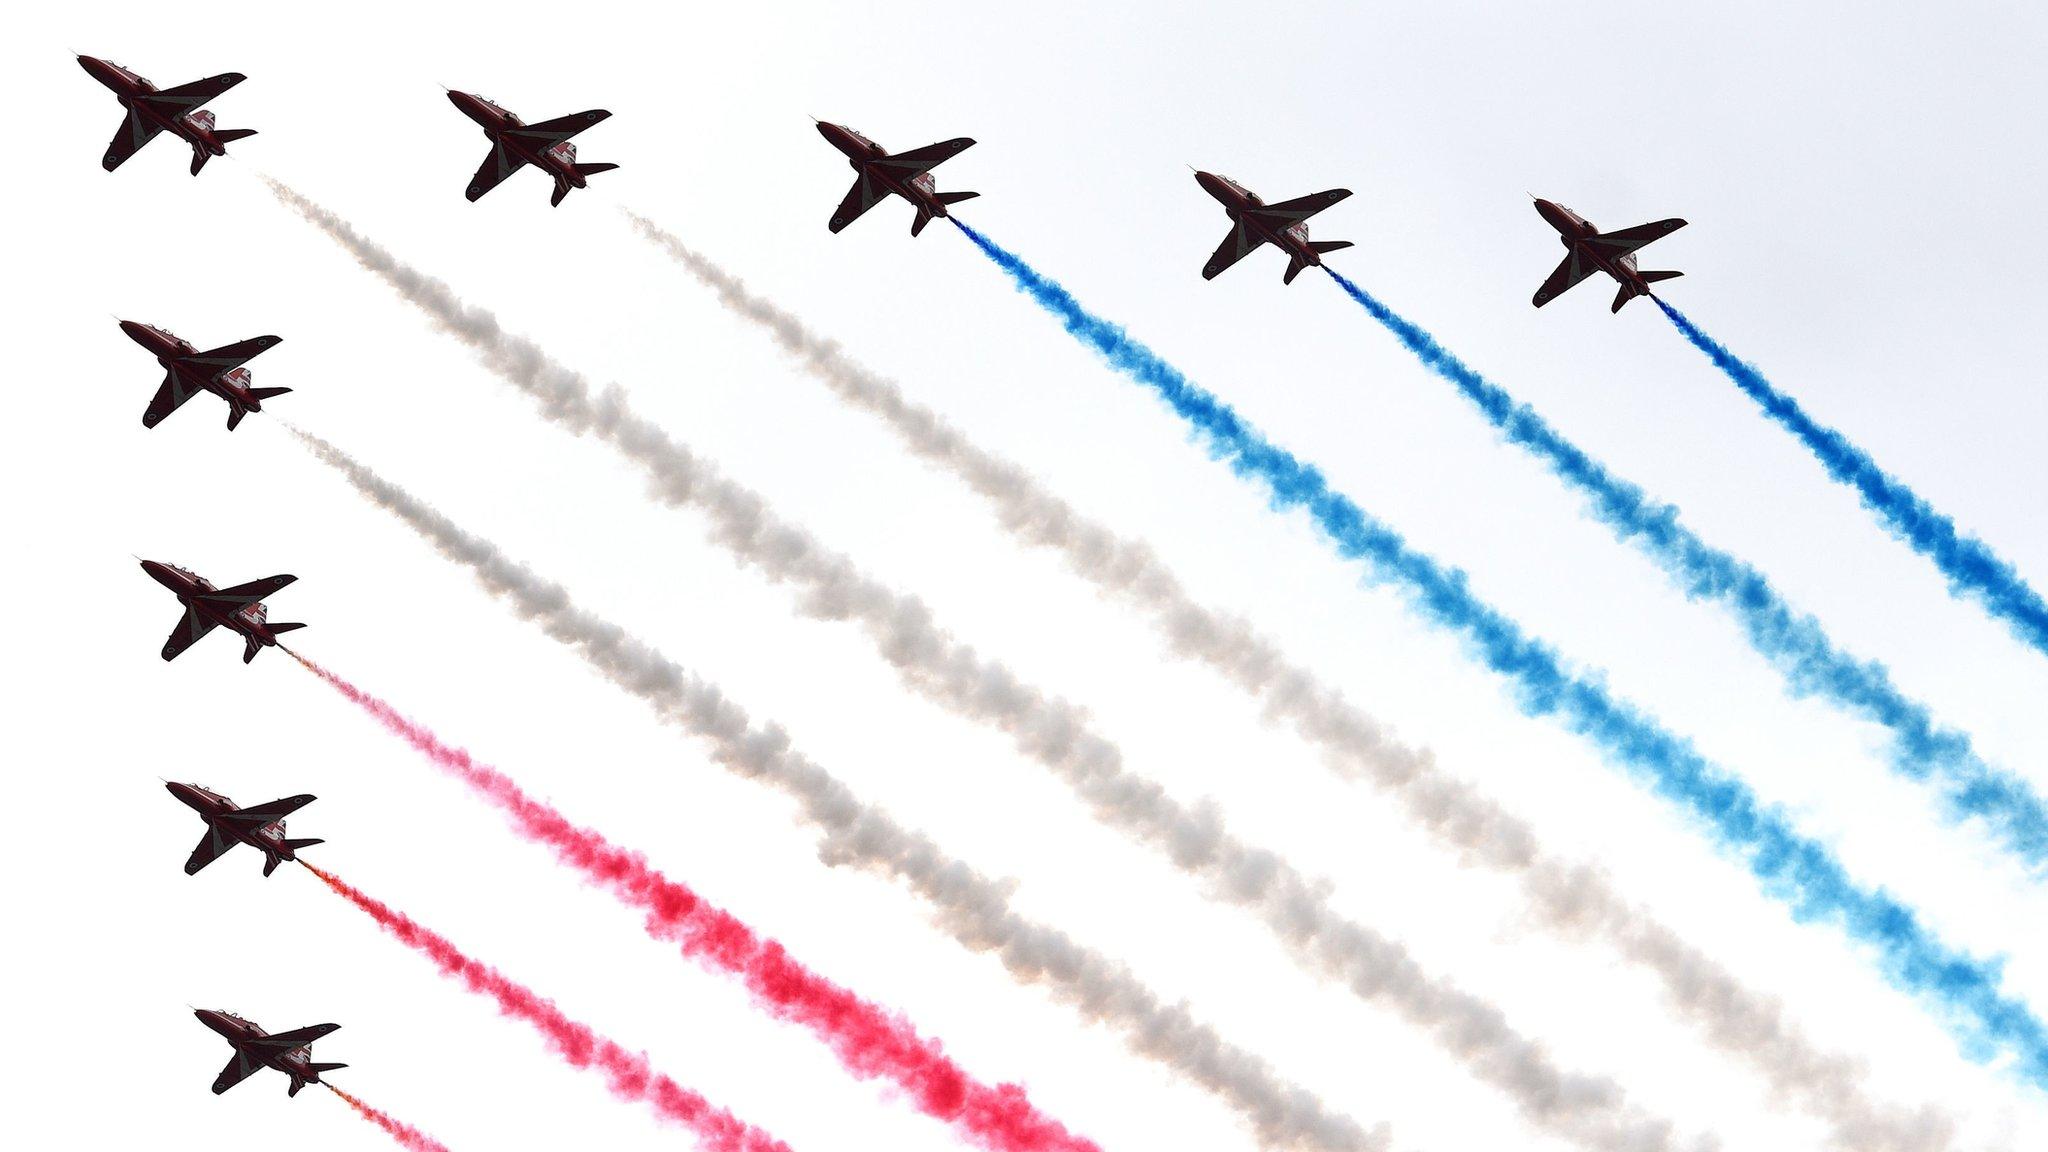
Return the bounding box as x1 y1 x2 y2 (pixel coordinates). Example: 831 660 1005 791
844 126 876 149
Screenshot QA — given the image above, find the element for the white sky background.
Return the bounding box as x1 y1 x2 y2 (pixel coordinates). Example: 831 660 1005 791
4 1 2047 1148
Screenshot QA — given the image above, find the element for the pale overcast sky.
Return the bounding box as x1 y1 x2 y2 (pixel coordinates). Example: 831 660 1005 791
6 2 2047 1150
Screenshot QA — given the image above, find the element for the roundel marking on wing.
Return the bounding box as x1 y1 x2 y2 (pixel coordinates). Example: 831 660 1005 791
586 112 598 121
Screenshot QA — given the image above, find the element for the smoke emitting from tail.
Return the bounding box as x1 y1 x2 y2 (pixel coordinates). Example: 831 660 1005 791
287 651 1099 1152
951 219 2048 1084
264 182 1693 1152
1656 298 2048 660
622 212 1961 1152
277 422 1382 1152
301 864 791 1152
327 1085 452 1152
1321 268 2048 868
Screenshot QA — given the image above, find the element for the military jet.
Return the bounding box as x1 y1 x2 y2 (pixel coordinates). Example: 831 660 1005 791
195 1010 345 1097
140 560 304 663
119 320 286 430
166 782 321 877
1530 199 1686 313
815 122 977 237
77 55 254 175
1194 171 1353 284
447 91 617 206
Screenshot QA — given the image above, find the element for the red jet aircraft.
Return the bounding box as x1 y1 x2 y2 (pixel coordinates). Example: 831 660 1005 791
195 1010 345 1097
77 56 254 176
120 320 286 430
141 560 304 664
167 782 321 878
447 91 617 206
1194 172 1353 284
1531 199 1687 313
816 122 978 237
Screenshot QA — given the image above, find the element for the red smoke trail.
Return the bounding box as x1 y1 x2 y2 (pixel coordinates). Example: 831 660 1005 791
327 1085 452 1152
304 863 790 1152
289 652 1098 1152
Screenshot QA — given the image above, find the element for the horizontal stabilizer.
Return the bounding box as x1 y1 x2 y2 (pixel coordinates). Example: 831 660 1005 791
1309 240 1353 254
1283 255 1308 285
225 403 247 430
1611 284 1637 313
283 837 323 853
268 621 307 634
305 1062 347 1077
242 635 262 664
247 386 292 402
1640 269 1684 284
189 148 213 177
550 177 572 208
911 207 933 237
262 853 283 877
214 128 257 145
936 191 979 205
572 162 618 177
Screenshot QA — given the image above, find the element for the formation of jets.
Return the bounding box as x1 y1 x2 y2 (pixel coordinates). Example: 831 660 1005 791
102 52 1696 1102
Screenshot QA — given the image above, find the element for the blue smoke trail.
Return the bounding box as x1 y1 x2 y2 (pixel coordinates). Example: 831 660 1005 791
950 217 2047 1083
1657 298 2048 661
1320 268 2048 870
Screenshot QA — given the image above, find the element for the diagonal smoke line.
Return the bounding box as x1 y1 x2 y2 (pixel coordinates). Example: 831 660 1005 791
1323 268 2048 873
621 212 1962 1152
328 1085 453 1152
1657 298 2048 664
947 216 2048 1092
281 422 1385 1152
305 864 791 1152
263 177 1702 1152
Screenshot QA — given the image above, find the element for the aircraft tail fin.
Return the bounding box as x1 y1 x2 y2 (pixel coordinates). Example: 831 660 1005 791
572 162 618 178
215 128 257 145
911 207 934 237
1309 240 1354 255
936 191 979 206
1639 270 1683 285
1283 255 1308 285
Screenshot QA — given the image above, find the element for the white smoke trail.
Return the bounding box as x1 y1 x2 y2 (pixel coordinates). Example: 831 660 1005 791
268 178 1712 1152
285 423 1382 1152
620 212 1962 1152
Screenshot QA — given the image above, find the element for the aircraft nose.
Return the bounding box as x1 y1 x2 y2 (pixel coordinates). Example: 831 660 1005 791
165 781 205 808
140 559 180 590
119 319 149 341
1193 170 1225 195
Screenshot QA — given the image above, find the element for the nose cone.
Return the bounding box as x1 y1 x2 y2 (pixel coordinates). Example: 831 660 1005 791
1533 198 1572 231
78 55 117 85
1193 170 1229 200
165 781 211 812
119 319 149 342
816 121 855 152
194 1009 236 1037
140 559 182 591
447 90 488 122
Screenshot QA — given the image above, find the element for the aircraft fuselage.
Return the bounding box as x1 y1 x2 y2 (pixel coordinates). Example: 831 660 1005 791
817 122 951 219
1196 171 1324 271
141 561 282 654
448 92 587 191
120 322 266 413
1534 199 1650 297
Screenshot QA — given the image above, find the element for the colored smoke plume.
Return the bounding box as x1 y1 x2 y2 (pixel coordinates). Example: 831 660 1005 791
327 1085 452 1152
950 218 2047 1085
273 420 1381 1152
1658 297 2048 662
1321 267 2048 867
302 863 791 1152
621 212 1959 1152
287 650 1098 1152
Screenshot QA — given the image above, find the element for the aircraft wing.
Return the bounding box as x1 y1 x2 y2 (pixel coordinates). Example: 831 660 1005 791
228 795 316 824
256 1023 340 1048
503 110 611 144
1532 250 1599 307
1245 189 1351 225
102 110 165 172
211 1050 264 1095
873 137 975 177
196 574 295 609
828 173 885 233
162 608 219 662
466 143 528 202
140 73 246 114
185 827 236 875
185 336 281 377
1202 221 1264 280
1585 218 1687 257
142 371 200 428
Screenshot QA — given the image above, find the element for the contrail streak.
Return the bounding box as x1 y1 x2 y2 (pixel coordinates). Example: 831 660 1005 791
328 1086 453 1152
1657 298 2048 662
1321 268 2048 868
303 864 790 1152
261 180 1697 1152
289 651 1100 1152
948 217 2048 1087
278 424 1383 1152
620 212 1961 1152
